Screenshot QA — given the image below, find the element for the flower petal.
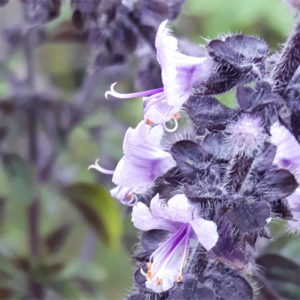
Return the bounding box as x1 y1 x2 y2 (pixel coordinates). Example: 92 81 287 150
155 21 215 109
150 194 194 224
271 122 300 177
110 186 136 206
132 201 177 232
113 121 175 190
190 218 218 250
143 98 176 124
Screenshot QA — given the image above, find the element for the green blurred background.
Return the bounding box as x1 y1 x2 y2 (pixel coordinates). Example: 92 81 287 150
0 0 299 299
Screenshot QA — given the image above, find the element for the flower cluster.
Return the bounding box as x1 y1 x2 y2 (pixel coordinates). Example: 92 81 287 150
90 17 300 300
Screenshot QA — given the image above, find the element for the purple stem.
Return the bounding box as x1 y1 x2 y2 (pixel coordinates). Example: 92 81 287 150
22 4 43 299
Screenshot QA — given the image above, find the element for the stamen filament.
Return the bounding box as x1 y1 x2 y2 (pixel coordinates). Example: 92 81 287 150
88 159 115 175
152 226 188 278
149 224 189 278
105 82 164 100
149 223 187 263
163 106 179 133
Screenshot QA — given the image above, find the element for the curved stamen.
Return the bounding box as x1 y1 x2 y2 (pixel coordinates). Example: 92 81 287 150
143 94 166 118
163 106 179 133
88 159 115 175
105 82 164 100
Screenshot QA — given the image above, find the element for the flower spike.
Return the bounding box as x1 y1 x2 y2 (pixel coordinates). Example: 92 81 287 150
162 106 179 133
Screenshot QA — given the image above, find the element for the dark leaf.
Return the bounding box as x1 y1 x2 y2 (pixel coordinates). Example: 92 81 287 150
272 23 300 95
261 169 298 202
254 142 276 174
225 200 270 232
170 140 212 179
183 281 215 300
94 52 126 69
226 155 254 192
236 85 255 111
185 95 237 134
72 10 85 31
236 82 282 112
215 273 253 300
194 62 245 95
207 34 268 67
162 167 188 187
168 279 215 300
141 230 169 253
271 199 293 220
210 227 248 270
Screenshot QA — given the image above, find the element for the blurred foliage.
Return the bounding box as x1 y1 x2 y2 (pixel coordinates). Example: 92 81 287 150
64 183 122 251
0 0 299 299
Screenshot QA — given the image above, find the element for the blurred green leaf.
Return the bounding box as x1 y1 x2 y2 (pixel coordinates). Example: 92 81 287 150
2 154 34 205
63 183 122 251
60 261 106 282
184 0 293 47
49 279 83 300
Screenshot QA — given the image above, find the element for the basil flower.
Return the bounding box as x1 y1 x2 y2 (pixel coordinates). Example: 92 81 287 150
89 121 175 205
132 193 218 293
105 20 215 132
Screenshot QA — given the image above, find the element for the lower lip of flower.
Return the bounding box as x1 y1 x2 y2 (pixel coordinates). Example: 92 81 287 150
141 223 191 287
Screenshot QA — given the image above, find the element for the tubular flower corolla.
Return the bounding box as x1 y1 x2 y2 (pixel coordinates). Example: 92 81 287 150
132 194 219 293
105 20 215 132
89 121 175 205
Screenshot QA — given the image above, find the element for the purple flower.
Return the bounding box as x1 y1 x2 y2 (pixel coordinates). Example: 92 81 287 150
105 20 215 132
271 122 300 232
89 121 175 205
132 194 218 293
